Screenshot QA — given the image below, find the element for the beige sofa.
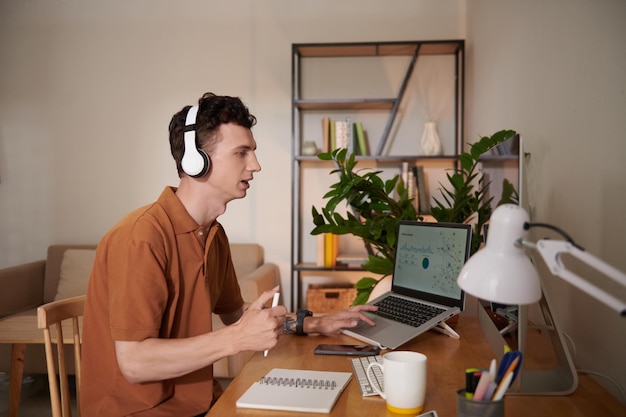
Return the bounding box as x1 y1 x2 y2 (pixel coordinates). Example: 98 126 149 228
0 243 280 379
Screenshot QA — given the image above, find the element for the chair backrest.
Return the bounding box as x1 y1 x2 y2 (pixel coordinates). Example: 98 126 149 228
37 295 86 417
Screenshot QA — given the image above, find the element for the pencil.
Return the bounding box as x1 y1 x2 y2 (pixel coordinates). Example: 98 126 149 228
264 292 280 357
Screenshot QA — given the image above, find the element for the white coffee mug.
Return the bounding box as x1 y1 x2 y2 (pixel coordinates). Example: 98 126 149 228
366 351 427 415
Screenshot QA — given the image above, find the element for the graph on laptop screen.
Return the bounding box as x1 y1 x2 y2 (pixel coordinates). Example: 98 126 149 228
393 222 468 301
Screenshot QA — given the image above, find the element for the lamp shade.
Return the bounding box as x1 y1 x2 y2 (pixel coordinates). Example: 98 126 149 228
457 204 542 305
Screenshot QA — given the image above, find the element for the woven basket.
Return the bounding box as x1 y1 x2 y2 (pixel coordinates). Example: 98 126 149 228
306 284 357 314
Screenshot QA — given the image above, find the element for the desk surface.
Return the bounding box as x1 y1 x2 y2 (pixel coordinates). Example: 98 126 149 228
207 316 626 417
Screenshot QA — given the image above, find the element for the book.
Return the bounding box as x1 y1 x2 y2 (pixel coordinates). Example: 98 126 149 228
401 162 410 201
334 120 348 150
414 165 430 214
410 165 419 212
336 253 368 268
236 368 352 413
407 168 417 211
321 116 330 152
323 233 338 268
329 119 336 151
316 234 325 267
345 117 354 155
354 121 368 155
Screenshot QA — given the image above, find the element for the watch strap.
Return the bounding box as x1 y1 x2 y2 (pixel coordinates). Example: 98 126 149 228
283 317 296 334
296 309 313 335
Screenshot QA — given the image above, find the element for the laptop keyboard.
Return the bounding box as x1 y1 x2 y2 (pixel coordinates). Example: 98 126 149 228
350 355 384 396
373 295 445 327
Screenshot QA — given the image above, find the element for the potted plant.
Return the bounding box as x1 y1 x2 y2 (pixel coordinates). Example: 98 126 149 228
311 129 519 304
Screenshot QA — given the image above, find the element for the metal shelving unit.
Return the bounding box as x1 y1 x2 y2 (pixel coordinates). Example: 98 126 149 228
290 40 465 310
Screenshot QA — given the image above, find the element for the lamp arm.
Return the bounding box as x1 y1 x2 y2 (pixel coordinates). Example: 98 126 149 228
521 239 626 316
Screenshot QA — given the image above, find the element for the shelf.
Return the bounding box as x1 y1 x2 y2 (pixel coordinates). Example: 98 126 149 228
479 155 520 162
295 40 464 58
295 263 366 272
294 98 396 111
295 155 458 162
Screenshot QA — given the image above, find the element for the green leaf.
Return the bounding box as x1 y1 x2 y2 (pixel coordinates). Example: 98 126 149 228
352 277 382 305
355 277 379 290
317 152 332 161
363 255 393 275
459 153 474 172
353 290 372 306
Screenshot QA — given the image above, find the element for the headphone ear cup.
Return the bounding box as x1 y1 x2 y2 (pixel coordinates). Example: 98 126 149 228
181 135 210 177
196 148 210 177
181 105 210 178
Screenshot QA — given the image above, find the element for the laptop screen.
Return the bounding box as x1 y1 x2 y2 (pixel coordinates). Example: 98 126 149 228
392 221 472 308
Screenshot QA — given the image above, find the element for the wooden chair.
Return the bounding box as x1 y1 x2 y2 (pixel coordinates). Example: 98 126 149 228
37 295 86 417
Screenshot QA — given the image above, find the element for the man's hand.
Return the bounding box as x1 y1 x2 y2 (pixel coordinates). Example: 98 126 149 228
231 286 286 352
304 304 378 335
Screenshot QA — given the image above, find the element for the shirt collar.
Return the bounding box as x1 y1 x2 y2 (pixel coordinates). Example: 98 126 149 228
156 186 220 236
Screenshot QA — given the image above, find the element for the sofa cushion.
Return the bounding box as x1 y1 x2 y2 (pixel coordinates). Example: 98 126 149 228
54 249 96 301
44 245 97 303
229 244 264 277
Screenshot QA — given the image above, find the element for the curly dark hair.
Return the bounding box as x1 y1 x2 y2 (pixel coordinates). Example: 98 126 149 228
169 92 257 176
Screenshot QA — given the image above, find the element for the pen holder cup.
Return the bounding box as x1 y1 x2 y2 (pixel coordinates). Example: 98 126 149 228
456 389 504 417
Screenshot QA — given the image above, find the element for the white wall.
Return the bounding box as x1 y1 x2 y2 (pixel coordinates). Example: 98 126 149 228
467 0 626 402
1 0 625 403
0 0 465 303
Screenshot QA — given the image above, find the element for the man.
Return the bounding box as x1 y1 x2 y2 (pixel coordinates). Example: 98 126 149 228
80 92 376 416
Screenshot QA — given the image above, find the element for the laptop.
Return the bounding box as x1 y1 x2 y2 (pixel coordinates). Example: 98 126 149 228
343 221 472 349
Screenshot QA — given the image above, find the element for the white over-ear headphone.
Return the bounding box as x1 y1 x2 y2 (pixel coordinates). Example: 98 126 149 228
181 105 210 177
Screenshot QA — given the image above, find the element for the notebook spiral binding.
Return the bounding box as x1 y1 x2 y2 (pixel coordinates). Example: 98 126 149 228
259 376 338 389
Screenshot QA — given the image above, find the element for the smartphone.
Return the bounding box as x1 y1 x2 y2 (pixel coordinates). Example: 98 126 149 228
313 344 380 356
417 411 439 417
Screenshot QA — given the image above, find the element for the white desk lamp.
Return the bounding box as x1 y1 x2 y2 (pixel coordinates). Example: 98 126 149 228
457 204 626 395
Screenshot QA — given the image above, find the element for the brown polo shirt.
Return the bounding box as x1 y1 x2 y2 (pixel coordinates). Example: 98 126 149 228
81 186 243 416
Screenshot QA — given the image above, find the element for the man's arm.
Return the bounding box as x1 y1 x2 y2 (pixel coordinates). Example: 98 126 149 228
115 288 284 384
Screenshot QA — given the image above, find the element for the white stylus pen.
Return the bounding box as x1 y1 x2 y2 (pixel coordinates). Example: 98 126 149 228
264 292 280 357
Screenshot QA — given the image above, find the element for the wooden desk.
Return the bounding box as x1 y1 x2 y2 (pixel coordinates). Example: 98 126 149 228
0 309 80 417
207 316 626 417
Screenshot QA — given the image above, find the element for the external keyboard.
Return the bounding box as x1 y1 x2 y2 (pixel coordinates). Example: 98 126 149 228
350 355 384 396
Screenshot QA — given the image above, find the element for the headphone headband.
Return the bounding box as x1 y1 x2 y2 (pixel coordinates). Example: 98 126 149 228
185 105 199 126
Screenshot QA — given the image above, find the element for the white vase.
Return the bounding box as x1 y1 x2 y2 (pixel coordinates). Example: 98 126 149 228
420 122 443 156
301 141 318 156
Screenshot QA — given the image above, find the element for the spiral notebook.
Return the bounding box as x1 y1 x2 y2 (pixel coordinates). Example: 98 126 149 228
235 368 352 413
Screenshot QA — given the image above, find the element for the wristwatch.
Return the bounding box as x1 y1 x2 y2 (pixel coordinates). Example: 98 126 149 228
283 317 296 334
295 309 313 336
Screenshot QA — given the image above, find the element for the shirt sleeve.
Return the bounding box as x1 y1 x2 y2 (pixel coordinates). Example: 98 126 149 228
107 237 169 341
